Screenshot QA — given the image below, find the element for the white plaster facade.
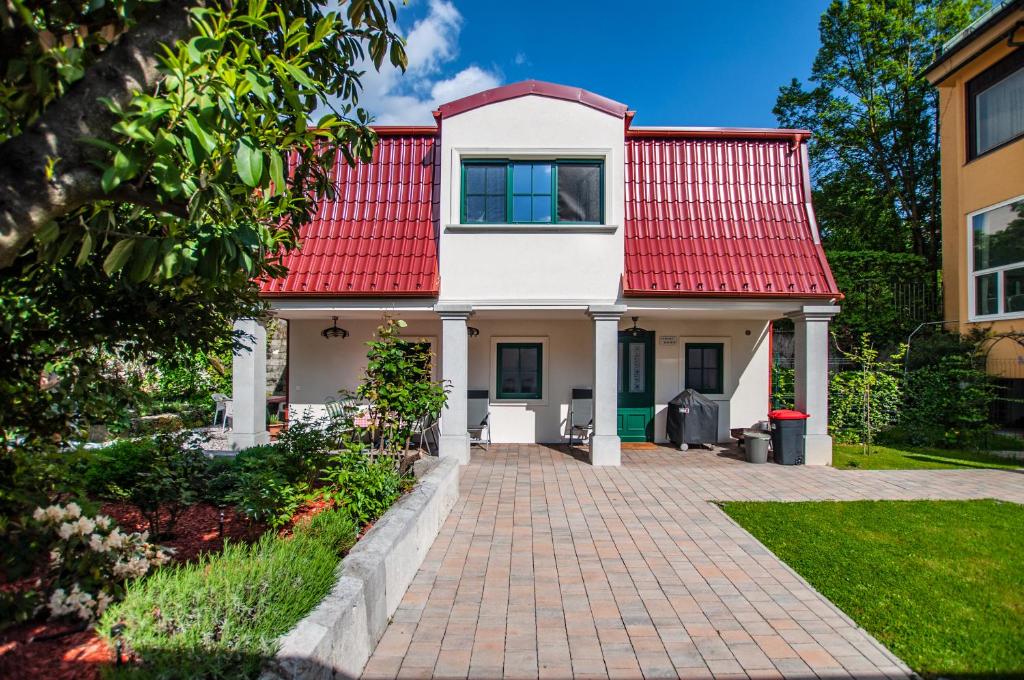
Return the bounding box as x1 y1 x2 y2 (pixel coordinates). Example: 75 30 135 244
233 85 840 467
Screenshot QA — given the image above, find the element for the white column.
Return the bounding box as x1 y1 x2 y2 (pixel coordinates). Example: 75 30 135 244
436 305 472 464
588 305 626 466
229 318 269 451
786 305 840 465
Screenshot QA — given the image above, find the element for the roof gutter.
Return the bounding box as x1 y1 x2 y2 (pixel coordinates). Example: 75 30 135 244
625 127 811 142
923 0 1024 83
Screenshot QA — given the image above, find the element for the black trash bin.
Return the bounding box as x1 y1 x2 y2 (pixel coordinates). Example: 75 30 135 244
667 389 719 450
768 409 809 464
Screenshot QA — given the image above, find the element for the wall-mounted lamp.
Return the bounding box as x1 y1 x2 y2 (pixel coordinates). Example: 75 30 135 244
467 326 480 337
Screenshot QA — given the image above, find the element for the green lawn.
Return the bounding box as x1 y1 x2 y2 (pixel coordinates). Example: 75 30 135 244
722 500 1024 679
833 443 1023 470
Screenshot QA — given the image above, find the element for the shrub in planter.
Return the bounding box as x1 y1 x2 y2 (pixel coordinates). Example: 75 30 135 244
31 503 170 622
224 444 313 529
321 451 403 525
84 434 209 538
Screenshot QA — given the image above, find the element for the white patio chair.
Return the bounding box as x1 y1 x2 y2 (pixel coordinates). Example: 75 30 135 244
467 389 491 448
411 414 440 455
212 393 232 429
568 388 593 447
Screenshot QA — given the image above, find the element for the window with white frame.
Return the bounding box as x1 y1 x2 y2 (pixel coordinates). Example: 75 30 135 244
971 197 1024 318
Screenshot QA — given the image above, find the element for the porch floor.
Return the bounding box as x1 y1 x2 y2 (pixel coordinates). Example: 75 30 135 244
362 444 1024 679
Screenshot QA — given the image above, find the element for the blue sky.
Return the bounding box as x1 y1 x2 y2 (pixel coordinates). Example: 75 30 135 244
357 0 831 127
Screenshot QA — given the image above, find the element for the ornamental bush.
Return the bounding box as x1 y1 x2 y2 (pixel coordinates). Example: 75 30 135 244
321 451 403 526
31 503 170 623
898 353 997 448
84 433 209 538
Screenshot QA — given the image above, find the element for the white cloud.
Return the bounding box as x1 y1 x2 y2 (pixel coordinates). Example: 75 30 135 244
513 51 528 66
346 0 502 125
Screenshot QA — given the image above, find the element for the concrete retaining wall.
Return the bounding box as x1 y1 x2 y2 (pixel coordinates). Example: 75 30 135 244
263 457 461 680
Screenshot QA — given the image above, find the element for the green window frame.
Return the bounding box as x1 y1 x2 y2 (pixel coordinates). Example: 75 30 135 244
495 342 543 399
685 343 724 394
460 160 603 225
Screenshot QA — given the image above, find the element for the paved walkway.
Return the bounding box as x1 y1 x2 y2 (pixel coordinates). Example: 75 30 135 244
362 445 1023 679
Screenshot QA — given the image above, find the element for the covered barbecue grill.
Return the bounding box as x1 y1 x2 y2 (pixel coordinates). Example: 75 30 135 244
666 389 719 450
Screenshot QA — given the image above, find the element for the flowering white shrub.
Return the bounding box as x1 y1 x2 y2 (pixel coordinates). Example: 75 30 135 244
32 502 172 622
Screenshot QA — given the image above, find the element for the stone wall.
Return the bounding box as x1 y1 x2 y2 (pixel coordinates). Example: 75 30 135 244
266 319 288 396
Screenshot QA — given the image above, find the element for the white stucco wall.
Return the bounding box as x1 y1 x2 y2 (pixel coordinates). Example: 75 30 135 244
437 96 625 305
285 315 770 444
646 320 771 443
287 318 439 421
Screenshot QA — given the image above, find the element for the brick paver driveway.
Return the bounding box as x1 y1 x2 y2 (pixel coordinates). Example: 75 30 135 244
363 445 1024 679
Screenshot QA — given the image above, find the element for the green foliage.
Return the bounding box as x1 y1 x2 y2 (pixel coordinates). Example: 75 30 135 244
827 250 933 348
357 318 449 457
99 508 358 679
224 445 310 529
829 334 905 446
215 418 347 528
321 452 403 526
771 366 795 410
12 0 406 283
723 499 1024 677
151 346 232 407
775 0 987 262
0 0 405 512
899 353 997 447
84 433 209 538
0 244 263 455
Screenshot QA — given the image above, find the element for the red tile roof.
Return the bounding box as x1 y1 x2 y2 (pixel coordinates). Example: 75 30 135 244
623 131 840 298
259 130 440 297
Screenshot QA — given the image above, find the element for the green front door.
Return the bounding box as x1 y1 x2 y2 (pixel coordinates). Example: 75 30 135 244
617 330 654 442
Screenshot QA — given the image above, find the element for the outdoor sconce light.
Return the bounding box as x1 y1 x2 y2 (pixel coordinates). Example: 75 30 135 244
321 316 349 339
626 316 648 336
467 326 480 337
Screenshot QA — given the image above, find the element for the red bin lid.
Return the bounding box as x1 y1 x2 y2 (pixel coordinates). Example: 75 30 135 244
768 409 810 420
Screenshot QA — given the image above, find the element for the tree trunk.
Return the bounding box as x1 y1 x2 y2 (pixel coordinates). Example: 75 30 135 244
0 1 194 269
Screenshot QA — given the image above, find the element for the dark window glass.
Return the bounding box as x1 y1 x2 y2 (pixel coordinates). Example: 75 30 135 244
463 164 506 223
496 343 542 399
685 344 724 394
557 164 601 222
976 272 999 316
1004 268 1024 314
968 48 1024 159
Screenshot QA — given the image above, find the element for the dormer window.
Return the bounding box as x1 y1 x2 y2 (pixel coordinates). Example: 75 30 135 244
461 160 603 224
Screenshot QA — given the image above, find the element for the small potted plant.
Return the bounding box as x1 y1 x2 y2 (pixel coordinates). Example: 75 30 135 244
267 413 284 440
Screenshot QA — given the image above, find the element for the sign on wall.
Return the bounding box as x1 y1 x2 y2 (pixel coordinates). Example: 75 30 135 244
659 335 678 346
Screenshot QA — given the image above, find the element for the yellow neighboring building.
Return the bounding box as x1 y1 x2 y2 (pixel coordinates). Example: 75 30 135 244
925 0 1024 427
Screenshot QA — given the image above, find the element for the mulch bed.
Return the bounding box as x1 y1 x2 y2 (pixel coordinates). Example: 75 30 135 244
0 502 260 680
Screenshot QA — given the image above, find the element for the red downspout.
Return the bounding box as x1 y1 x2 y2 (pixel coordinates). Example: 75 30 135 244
767 320 774 415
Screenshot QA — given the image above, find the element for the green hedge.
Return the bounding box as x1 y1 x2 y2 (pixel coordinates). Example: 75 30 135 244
827 250 933 349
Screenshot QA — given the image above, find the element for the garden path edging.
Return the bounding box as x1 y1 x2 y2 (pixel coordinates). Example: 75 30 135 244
262 456 461 680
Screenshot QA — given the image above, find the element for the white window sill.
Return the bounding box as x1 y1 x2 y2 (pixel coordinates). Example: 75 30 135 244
445 223 618 234
968 310 1024 323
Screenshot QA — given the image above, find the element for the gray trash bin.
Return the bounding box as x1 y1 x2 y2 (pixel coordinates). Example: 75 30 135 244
745 431 770 464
